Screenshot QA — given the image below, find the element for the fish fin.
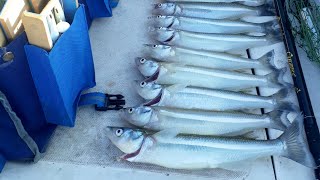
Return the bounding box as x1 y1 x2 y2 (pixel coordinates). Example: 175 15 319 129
258 0 276 16
279 114 316 168
266 67 293 88
262 19 281 34
272 88 300 112
241 131 260 139
265 26 282 45
233 69 248 74
267 111 291 131
152 129 180 142
239 88 254 94
257 50 277 71
166 84 187 94
219 161 253 173
240 0 265 6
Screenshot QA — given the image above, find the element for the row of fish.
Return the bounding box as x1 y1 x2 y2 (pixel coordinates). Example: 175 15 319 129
106 0 316 171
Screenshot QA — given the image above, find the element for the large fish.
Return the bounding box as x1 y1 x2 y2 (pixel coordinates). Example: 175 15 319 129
144 44 276 70
134 82 298 112
120 106 291 136
167 0 266 7
152 15 279 34
106 116 316 169
153 2 275 20
150 27 281 52
135 59 290 90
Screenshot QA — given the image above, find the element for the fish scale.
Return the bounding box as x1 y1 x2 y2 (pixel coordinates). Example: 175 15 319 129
153 16 272 34
144 45 276 70
167 0 266 7
106 117 316 169
137 60 284 90
151 28 281 52
120 106 291 136
152 88 275 111
153 2 274 20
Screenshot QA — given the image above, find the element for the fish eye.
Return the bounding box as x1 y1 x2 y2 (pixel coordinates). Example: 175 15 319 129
153 45 158 48
157 15 162 18
157 4 162 8
140 81 147 87
128 108 134 114
115 129 124 137
140 58 146 64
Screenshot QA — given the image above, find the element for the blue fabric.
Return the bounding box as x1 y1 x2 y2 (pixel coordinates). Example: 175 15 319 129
0 154 5 171
0 33 56 172
79 0 119 27
25 5 96 127
78 92 106 107
0 2 115 172
110 0 119 8
62 0 79 22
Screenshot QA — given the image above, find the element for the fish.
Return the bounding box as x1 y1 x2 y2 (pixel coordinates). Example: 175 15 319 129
167 0 266 7
151 15 279 34
144 44 276 71
134 82 298 112
135 59 290 90
120 106 291 136
106 116 316 169
150 27 281 52
153 2 275 20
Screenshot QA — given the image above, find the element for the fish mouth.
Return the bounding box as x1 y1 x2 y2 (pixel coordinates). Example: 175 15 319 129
163 33 175 43
145 70 160 82
144 93 162 106
121 147 142 160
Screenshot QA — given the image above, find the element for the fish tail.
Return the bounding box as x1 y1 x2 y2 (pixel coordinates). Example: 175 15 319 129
272 88 300 112
257 50 277 70
265 25 283 44
261 19 281 34
258 0 276 16
240 0 266 7
267 110 291 131
266 67 294 88
279 114 316 168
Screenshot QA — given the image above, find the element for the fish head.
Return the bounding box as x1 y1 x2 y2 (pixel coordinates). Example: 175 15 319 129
133 80 162 100
153 15 175 28
106 127 145 154
143 44 173 60
149 27 175 42
135 57 159 77
120 106 153 127
153 3 176 15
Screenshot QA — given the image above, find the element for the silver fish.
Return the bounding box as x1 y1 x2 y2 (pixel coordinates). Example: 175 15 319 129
135 59 290 90
152 15 279 34
144 45 276 70
120 106 291 136
167 0 266 7
135 82 298 112
153 2 275 20
150 27 281 52
106 116 316 169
